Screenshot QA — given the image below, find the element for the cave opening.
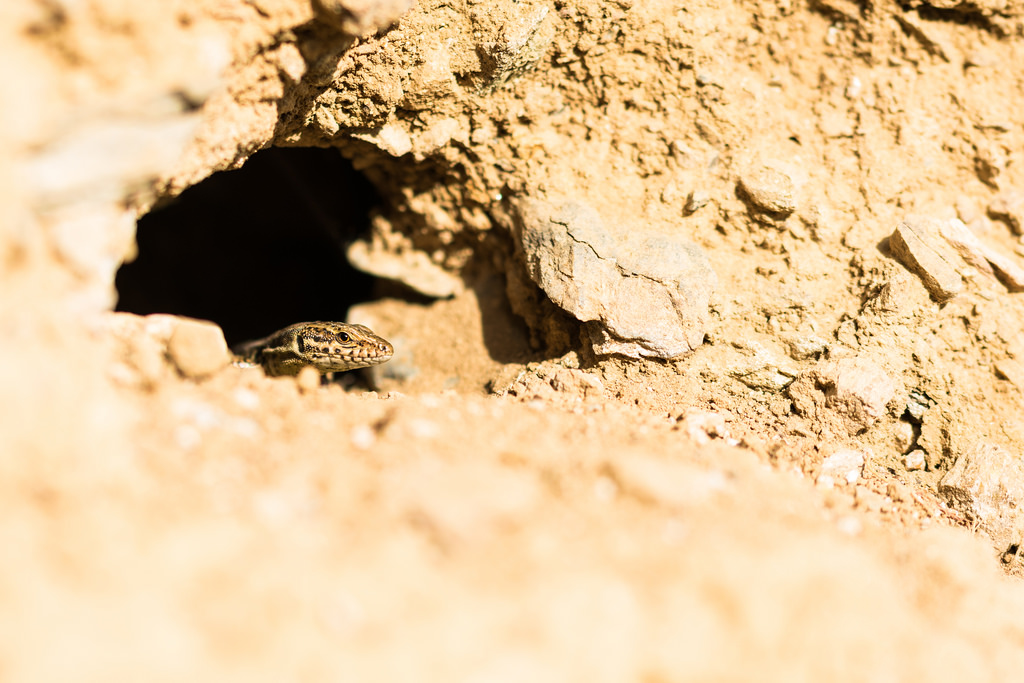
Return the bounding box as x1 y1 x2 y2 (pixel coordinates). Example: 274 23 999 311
115 147 381 347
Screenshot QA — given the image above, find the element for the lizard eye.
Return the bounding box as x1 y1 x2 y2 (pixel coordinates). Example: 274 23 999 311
338 332 350 342
295 335 305 353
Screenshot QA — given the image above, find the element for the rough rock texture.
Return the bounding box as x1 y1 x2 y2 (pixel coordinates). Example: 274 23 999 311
737 164 796 216
817 448 867 487
889 220 964 302
789 357 898 436
940 442 1024 549
312 0 416 36
514 199 716 360
167 318 231 379
939 217 1024 292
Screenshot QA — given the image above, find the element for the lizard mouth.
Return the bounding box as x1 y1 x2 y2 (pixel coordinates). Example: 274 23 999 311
307 342 393 370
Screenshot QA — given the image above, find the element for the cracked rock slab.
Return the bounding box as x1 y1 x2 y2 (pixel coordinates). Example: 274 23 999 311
939 442 1024 549
514 199 716 360
939 217 1024 293
737 165 796 216
888 219 963 302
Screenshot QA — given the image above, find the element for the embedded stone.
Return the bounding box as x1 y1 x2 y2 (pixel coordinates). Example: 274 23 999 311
788 357 897 435
940 217 1024 292
989 191 1024 235
939 442 1024 548
888 220 963 302
515 199 716 360
737 165 796 215
819 448 866 486
166 318 231 379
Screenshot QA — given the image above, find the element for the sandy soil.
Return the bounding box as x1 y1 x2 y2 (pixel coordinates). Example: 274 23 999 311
4 0 1024 680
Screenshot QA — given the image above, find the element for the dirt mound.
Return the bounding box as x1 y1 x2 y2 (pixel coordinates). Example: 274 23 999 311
4 0 1024 679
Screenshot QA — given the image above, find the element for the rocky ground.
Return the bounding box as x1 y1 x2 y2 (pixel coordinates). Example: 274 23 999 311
4 0 1024 680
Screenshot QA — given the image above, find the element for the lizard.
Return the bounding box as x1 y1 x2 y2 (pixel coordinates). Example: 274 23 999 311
232 321 394 377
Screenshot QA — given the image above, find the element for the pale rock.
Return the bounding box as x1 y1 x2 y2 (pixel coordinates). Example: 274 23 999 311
888 219 963 301
989 257 1024 293
681 411 728 445
894 420 917 454
514 199 716 360
937 217 995 277
784 333 828 361
727 340 799 392
411 118 463 159
477 2 555 92
955 196 982 226
401 48 457 110
940 217 1024 292
312 0 415 36
166 318 230 379
818 449 866 486
939 442 1024 548
549 368 604 398
788 357 897 435
737 165 796 215
351 122 413 157
904 449 926 472
684 189 710 214
989 191 1024 235
905 390 934 423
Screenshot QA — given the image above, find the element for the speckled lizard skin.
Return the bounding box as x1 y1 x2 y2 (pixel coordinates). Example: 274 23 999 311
232 322 393 377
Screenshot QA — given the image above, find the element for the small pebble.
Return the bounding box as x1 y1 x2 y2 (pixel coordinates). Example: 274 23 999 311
682 411 727 445
905 390 933 423
685 189 710 214
738 165 796 215
166 318 230 379
904 449 926 472
893 421 916 454
818 448 866 486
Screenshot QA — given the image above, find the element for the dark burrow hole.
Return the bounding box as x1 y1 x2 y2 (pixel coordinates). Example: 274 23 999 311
116 147 383 347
